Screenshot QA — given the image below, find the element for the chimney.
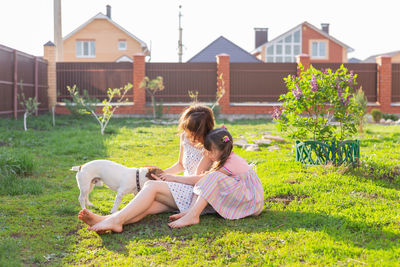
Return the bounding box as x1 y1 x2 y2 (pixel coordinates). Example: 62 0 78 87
254 28 268 48
321 23 329 34
106 5 111 19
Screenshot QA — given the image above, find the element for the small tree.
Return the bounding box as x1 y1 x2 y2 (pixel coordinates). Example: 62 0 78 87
139 76 165 119
353 87 368 133
66 83 132 135
211 74 226 110
274 65 361 141
18 83 40 131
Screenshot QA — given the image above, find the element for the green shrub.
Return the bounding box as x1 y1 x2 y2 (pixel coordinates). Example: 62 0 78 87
0 151 35 177
370 109 382 122
274 65 361 141
382 113 399 121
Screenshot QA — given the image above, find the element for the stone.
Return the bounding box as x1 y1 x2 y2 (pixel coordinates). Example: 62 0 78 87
386 119 393 124
396 119 400 125
380 118 386 124
245 144 260 151
233 139 248 147
262 134 285 142
253 139 272 145
268 145 280 151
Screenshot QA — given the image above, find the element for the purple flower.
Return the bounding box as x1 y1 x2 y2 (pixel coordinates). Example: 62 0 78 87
292 85 302 100
310 75 318 93
347 71 354 85
272 106 282 120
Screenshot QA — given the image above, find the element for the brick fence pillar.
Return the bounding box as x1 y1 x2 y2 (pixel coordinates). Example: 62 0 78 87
133 53 146 113
376 56 392 112
216 54 230 114
43 41 56 109
296 54 310 75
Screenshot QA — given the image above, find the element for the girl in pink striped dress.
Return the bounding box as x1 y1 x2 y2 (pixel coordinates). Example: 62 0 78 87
167 127 264 228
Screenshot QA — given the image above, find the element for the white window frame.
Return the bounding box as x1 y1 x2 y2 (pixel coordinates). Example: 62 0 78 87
310 40 328 59
264 28 302 63
76 40 96 58
118 40 127 50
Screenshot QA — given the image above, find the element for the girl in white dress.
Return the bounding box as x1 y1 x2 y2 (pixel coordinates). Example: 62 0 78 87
78 105 215 233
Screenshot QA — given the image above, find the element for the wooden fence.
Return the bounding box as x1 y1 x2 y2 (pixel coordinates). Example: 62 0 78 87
392 64 400 102
0 44 48 118
145 63 217 103
230 63 297 102
312 63 377 102
56 62 133 102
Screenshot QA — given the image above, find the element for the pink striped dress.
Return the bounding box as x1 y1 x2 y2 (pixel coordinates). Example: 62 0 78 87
193 152 264 219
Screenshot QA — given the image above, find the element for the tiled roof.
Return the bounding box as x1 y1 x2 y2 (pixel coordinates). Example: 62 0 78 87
188 36 262 63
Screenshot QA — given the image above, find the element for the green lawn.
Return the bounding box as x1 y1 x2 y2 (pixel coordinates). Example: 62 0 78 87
0 114 399 266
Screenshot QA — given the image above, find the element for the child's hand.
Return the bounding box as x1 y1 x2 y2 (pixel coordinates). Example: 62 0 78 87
151 173 175 182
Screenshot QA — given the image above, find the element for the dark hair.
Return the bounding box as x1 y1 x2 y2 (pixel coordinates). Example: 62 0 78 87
204 128 233 171
178 105 215 144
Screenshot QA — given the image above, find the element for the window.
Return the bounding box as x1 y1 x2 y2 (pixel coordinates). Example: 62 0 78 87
276 45 282 55
263 28 302 63
118 40 127 50
266 45 274 55
76 40 95 57
293 30 300 43
311 41 327 58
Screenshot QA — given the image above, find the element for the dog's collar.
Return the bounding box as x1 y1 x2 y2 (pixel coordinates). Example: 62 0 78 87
136 169 141 192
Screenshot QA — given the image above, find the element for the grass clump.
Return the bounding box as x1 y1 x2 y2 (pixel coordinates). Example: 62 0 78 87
0 150 35 176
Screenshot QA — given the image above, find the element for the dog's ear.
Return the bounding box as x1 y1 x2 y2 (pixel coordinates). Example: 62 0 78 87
146 167 164 180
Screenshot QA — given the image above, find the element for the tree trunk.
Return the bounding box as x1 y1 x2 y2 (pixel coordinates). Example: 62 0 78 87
52 106 55 127
24 112 28 131
151 95 156 119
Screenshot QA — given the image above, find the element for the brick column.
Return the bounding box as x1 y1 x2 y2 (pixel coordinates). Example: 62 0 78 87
216 54 230 113
43 41 57 109
296 54 310 75
376 56 392 112
133 53 146 113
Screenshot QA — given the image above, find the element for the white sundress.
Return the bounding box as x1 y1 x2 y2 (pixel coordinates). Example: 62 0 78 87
166 136 203 212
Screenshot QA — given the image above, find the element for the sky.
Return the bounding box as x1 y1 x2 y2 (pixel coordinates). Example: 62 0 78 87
1 0 399 62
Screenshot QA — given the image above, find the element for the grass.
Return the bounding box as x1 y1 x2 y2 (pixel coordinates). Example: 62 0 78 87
0 114 399 266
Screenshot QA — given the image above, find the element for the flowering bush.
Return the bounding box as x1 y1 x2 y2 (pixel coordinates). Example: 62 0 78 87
274 65 362 141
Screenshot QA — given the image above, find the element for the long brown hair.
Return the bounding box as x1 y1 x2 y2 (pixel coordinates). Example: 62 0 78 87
178 105 215 145
204 128 233 171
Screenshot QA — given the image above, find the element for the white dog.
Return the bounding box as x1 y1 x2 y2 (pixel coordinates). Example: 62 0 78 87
71 159 163 213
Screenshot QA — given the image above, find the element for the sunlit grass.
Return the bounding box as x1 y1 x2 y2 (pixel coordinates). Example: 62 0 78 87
0 114 399 265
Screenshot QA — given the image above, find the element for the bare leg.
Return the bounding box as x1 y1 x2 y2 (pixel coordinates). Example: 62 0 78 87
168 195 208 228
88 181 177 233
169 194 198 221
79 200 173 227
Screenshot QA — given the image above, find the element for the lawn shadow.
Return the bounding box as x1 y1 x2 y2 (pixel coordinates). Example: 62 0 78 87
346 161 400 190
95 205 399 256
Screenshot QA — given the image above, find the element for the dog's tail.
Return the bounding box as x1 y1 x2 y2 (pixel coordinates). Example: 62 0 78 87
70 165 81 172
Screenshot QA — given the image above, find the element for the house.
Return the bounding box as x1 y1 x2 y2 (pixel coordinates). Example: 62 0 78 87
252 22 354 63
62 5 149 62
188 36 262 63
363 50 400 63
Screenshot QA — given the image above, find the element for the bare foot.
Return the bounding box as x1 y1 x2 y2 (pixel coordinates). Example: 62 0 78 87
169 212 186 222
87 216 123 233
168 213 200 228
78 209 109 226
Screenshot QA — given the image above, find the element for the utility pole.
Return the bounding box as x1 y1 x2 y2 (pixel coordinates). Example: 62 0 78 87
54 0 63 61
178 5 183 62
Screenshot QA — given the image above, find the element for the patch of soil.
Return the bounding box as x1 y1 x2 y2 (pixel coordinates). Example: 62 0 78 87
266 195 309 206
283 179 301 184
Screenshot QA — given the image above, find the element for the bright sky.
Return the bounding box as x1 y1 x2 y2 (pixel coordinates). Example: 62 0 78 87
1 0 399 62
